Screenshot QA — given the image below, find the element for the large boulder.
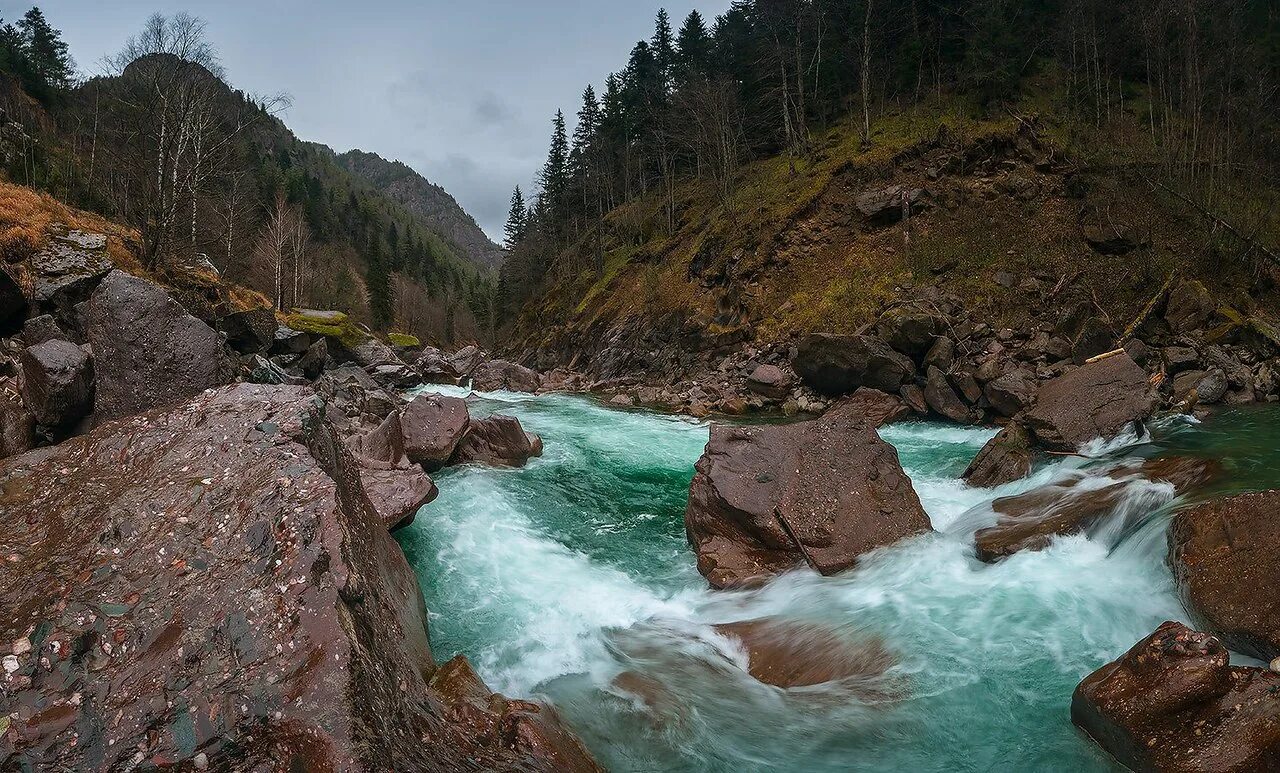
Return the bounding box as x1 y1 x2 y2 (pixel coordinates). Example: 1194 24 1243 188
963 424 1034 489
19 314 64 347
1165 280 1216 334
29 228 113 321
854 185 929 225
1169 490 1280 662
85 271 233 422
876 309 942 357
18 338 94 429
746 364 792 400
792 334 916 397
685 411 932 589
0 384 599 772
450 414 544 467
471 359 541 393
825 388 910 428
984 369 1037 418
348 410 439 532
401 393 470 471
218 306 278 355
1022 353 1155 451
416 346 463 385
448 345 487 377
1072 621 1280 773
924 366 978 424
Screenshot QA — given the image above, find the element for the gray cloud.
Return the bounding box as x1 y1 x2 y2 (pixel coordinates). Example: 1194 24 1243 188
47 0 733 240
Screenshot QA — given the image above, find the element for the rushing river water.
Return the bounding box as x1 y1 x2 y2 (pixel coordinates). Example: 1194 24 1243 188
396 388 1280 772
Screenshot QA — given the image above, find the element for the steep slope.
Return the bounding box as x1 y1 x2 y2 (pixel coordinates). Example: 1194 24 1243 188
340 149 504 272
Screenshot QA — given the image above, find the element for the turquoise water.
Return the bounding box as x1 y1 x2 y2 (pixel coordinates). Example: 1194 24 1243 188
397 391 1279 772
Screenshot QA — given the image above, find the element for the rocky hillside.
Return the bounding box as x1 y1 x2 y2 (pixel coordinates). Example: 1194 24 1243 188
340 149 505 272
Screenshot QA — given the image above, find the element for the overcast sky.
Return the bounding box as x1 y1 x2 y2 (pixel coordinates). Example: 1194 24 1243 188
31 0 731 241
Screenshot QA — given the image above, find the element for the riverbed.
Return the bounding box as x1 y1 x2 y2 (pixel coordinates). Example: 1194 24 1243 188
396 389 1279 772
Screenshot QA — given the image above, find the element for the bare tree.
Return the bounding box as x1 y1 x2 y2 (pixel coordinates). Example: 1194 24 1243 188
253 194 311 310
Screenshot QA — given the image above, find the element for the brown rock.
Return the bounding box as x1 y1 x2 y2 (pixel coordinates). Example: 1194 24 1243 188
900 383 929 415
348 411 438 531
401 393 470 471
450 415 544 468
963 424 1034 488
1169 490 1280 662
826 388 911 428
18 339 94 429
792 334 916 397
746 364 792 399
0 384 597 772
1023 353 1155 451
86 271 233 423
218 307 278 355
0 380 35 459
1165 280 1216 334
1072 621 1280 773
685 412 932 589
876 309 942 357
984 370 1037 418
924 366 977 424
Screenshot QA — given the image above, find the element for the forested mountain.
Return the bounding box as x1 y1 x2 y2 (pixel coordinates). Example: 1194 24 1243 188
0 8 496 344
500 0 1280 346
339 149 504 273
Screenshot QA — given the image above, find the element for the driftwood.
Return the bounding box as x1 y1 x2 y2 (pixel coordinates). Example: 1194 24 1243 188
1120 271 1179 344
1085 348 1127 365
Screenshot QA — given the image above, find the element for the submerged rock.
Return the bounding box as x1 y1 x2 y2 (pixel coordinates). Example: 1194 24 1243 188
1022 353 1155 451
685 411 932 589
0 383 598 771
1169 490 1280 662
85 270 233 422
1072 621 1280 773
715 618 896 691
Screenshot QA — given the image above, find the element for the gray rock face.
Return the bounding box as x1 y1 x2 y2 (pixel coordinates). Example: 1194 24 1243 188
792 334 916 397
86 271 234 422
450 415 544 468
471 359 540 392
685 411 932 589
401 394 470 470
19 339 94 429
1022 353 1155 451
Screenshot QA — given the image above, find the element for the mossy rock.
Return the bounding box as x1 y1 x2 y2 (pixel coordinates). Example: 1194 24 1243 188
283 309 366 347
388 332 421 348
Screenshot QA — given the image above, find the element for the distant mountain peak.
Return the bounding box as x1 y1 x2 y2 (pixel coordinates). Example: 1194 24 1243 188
339 149 503 272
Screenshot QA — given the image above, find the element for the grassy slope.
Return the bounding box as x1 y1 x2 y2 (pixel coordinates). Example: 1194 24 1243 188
513 82 1280 355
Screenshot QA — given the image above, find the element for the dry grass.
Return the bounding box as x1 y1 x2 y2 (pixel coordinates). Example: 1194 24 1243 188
0 181 142 273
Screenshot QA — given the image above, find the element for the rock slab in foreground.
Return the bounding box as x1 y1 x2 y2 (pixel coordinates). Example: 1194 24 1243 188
0 384 598 772
1023 352 1155 451
1072 621 1280 773
685 411 932 589
1169 490 1280 662
86 270 233 422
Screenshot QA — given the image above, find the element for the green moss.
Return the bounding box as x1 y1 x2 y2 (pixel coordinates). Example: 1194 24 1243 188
388 332 421 348
284 310 367 347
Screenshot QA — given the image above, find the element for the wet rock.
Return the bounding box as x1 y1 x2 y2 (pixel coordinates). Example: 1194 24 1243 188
826 388 910 428
448 345 487 378
1022 353 1155 451
685 411 932 589
792 334 916 397
85 271 233 423
962 424 1033 489
19 315 64 347
400 394 470 471
876 309 942 357
348 411 438 531
1195 368 1229 405
450 414 543 468
746 364 792 399
924 366 977 424
218 307 278 354
714 618 895 690
0 381 35 459
1169 490 1280 662
610 393 637 407
18 339 94 429
415 346 462 385
471 359 541 393
984 370 1037 418
369 362 422 390
1072 621 1280 773
0 384 597 772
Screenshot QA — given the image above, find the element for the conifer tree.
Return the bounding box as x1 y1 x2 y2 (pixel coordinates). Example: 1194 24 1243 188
538 110 570 230
674 10 712 84
503 186 527 249
651 9 676 92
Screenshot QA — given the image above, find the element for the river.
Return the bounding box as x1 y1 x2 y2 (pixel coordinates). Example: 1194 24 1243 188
396 387 1279 772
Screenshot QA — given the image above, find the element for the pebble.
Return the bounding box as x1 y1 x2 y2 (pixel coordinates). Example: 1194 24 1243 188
193 752 209 769
2 654 19 674
1270 658 1280 674
12 638 30 656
